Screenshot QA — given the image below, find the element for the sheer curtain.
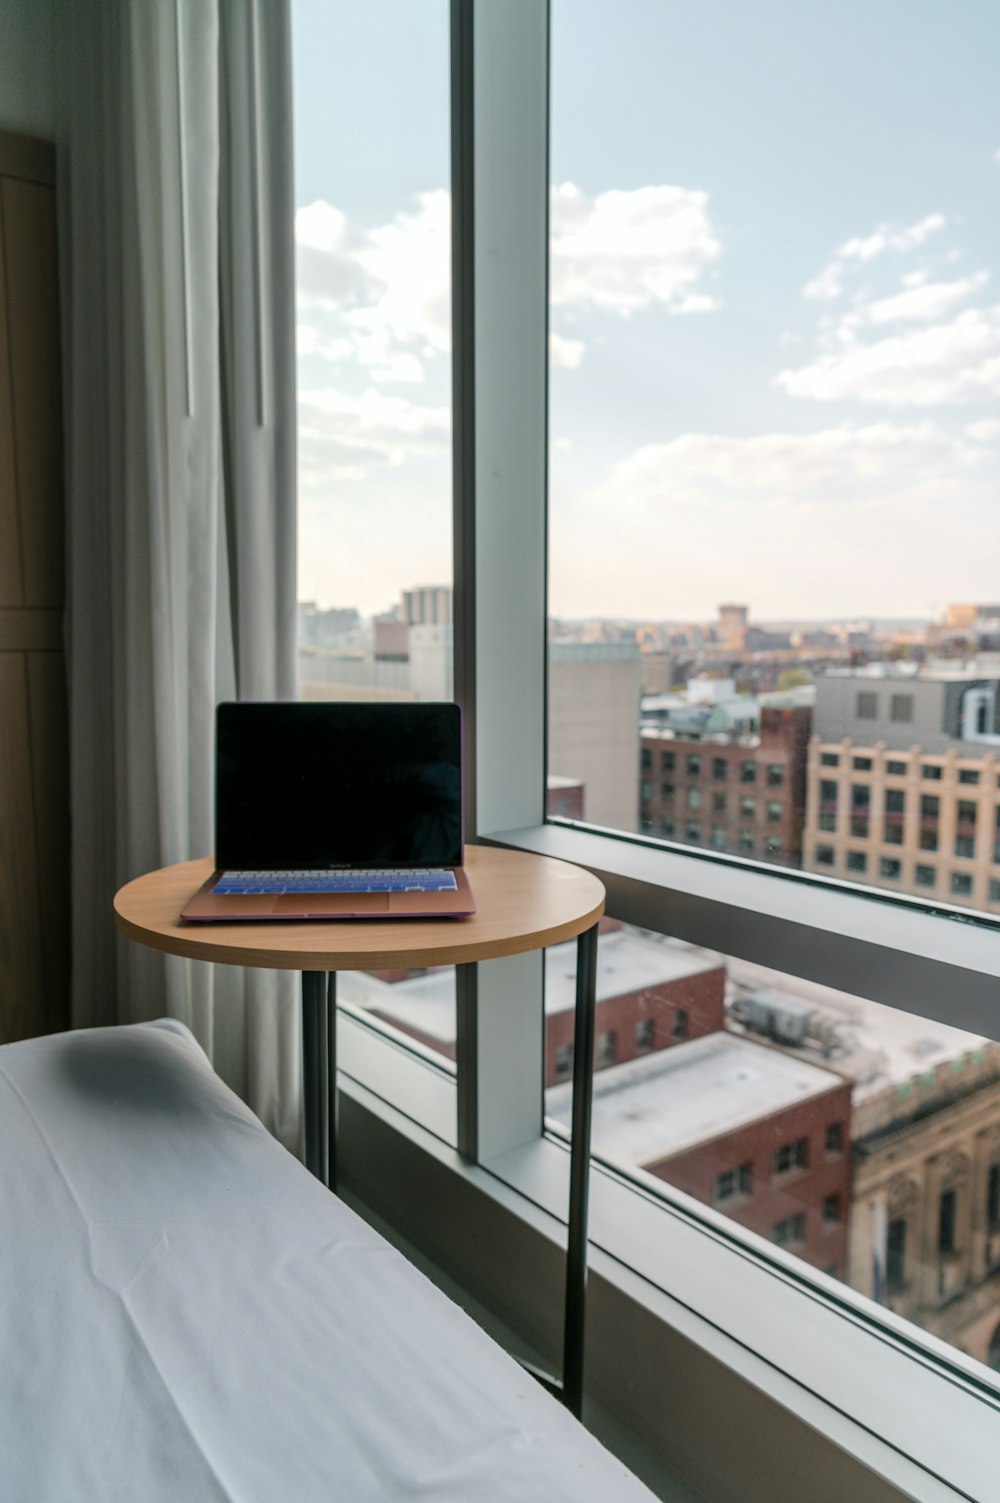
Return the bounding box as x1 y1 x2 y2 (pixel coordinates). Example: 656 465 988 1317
56 0 300 1148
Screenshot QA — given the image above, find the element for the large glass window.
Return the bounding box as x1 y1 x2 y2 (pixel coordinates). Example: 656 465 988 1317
546 0 1000 925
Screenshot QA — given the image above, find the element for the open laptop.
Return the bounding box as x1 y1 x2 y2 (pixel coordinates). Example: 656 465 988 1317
181 701 476 921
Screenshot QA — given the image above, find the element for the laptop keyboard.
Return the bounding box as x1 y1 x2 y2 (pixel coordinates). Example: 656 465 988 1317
214 869 459 895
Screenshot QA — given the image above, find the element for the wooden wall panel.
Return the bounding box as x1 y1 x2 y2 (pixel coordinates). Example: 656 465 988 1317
0 128 68 1044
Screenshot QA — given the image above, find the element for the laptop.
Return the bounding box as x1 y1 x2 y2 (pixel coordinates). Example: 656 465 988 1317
181 701 476 921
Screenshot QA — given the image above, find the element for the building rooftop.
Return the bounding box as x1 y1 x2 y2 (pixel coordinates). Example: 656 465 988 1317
545 1031 844 1168
339 928 722 1045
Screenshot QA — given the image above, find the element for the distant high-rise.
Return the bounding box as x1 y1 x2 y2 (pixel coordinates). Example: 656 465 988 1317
718 603 749 646
402 586 452 627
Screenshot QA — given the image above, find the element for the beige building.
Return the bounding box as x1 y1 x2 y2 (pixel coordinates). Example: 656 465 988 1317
548 641 641 832
848 1048 1000 1369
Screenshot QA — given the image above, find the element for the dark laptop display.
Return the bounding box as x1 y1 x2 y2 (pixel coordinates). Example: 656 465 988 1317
181 701 475 921
216 701 463 870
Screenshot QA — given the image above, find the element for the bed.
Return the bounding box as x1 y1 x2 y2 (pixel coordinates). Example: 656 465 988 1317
0 1019 656 1502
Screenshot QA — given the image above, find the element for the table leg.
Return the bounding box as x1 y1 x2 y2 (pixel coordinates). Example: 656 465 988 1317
563 921 598 1420
301 971 330 1186
327 972 338 1194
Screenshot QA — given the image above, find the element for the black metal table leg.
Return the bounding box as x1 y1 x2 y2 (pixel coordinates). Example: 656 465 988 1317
327 972 338 1194
301 971 331 1186
563 922 598 1419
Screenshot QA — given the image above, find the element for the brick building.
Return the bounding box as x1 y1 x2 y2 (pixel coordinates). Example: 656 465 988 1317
547 1030 852 1279
640 704 812 867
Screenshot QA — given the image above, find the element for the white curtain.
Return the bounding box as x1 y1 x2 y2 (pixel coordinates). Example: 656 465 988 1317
56 0 300 1149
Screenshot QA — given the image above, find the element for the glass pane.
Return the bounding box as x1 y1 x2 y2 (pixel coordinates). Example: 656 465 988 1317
547 0 1000 921
546 919 1000 1379
292 0 455 1071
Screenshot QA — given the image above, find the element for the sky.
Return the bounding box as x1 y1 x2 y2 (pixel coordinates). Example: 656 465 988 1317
292 0 1000 623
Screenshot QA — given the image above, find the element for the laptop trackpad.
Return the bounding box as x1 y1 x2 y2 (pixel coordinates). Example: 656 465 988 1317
270 894 391 916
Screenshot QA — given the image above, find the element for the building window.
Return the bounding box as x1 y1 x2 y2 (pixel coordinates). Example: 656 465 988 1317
661 781 674 806
772 1213 807 1248
990 879 1000 904
815 845 835 866
819 779 838 805
596 1030 618 1070
711 826 727 850
635 1018 654 1053
686 754 701 778
887 1218 907 1293
661 817 675 838
856 692 878 720
712 757 728 781
823 1194 842 1226
890 694 914 723
767 801 782 824
818 813 836 832
554 1043 573 1081
850 784 870 839
641 748 652 771
819 752 839 767
740 796 756 819
712 792 726 813
995 807 1000 864
687 788 702 811
661 750 675 772
922 764 943 781
958 769 980 786
885 789 905 814
765 837 781 858
886 760 907 776
740 761 757 784
672 1009 688 1041
988 1164 1000 1231
951 873 973 898
772 1137 809 1177
767 764 784 786
853 756 873 772
880 857 901 880
846 851 867 874
955 802 977 859
714 1163 753 1206
738 831 754 854
915 864 936 890
686 821 701 842
920 795 940 851
825 1122 844 1157
938 1188 957 1255
640 780 652 803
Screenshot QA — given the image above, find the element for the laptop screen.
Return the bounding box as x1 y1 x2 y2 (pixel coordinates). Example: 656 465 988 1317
215 702 463 870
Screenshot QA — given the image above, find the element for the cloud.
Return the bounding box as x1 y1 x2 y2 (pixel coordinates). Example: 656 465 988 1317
298 387 450 485
776 302 1000 405
599 421 998 515
803 214 947 301
859 271 988 327
550 332 586 369
550 182 721 315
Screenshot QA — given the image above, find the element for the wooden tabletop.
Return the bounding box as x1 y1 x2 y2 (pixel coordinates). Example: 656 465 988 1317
114 846 606 972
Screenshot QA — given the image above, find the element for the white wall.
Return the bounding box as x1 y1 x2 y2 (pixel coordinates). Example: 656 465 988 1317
0 0 55 139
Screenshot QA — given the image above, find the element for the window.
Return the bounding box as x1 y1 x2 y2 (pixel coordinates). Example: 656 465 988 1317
714 1163 753 1205
989 1164 1000 1232
766 764 784 787
672 1008 688 1041
740 761 756 784
772 1213 806 1249
887 1218 907 1294
765 837 781 858
818 813 836 833
686 754 701 778
990 879 1000 904
959 769 980 786
852 756 873 772
686 821 701 842
738 831 754 854
712 791 726 813
767 801 782 824
884 788 905 846
850 784 869 838
856 693 878 720
825 1122 844 1157
955 801 977 859
819 752 839 768
661 817 675 837
885 790 905 815
712 757 728 781
661 750 675 772
915 864 936 890
661 781 674 804
640 779 652 803
815 845 835 866
641 748 652 771
711 826 727 849
596 1030 618 1070
687 788 702 811
923 764 943 781
886 760 907 776
880 857 901 880
890 694 914 723
772 1137 809 1177
740 796 755 819
819 780 838 805
846 851 867 874
920 795 940 852
939 1189 957 1255
951 873 973 898
823 1194 842 1226
554 1042 574 1081
635 1018 655 1053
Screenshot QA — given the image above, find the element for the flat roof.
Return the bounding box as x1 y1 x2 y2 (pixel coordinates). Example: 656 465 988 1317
339 929 722 1044
545 1031 843 1167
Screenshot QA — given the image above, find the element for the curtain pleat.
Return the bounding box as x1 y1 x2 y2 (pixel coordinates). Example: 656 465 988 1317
56 0 300 1150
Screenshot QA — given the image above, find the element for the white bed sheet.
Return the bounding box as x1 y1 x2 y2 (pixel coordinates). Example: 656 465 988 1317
0 1020 656 1503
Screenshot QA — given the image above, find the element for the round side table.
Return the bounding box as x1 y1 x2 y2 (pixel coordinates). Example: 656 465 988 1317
115 843 605 1417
